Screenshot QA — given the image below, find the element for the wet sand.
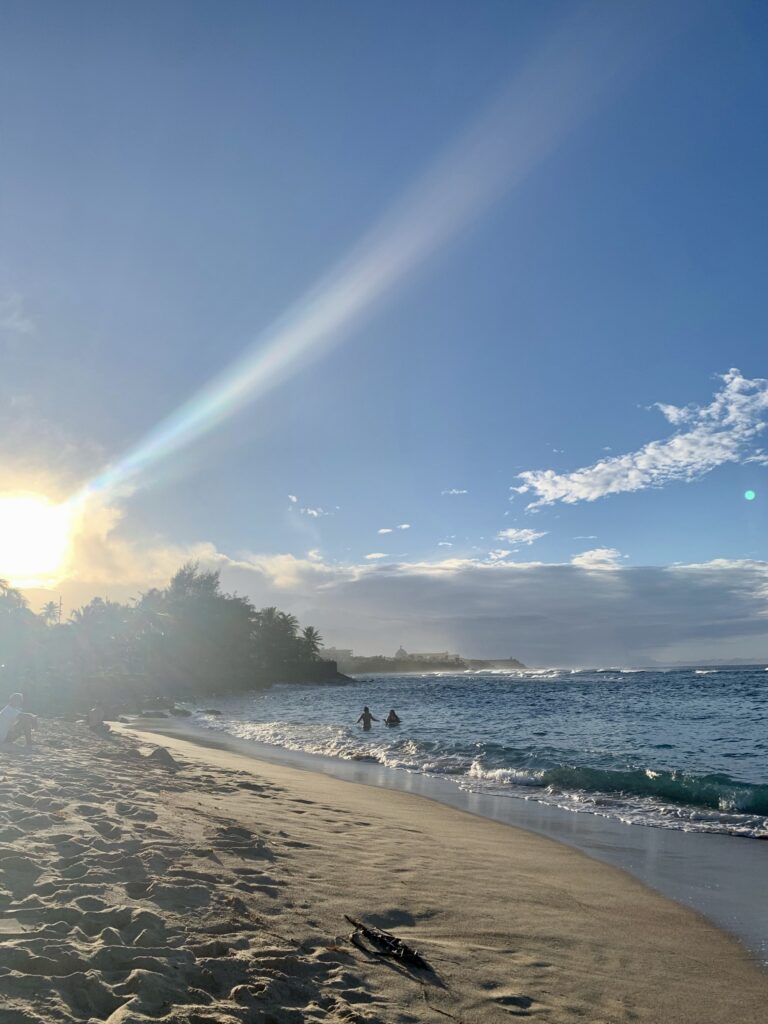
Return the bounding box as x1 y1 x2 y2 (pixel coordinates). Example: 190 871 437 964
139 717 768 962
1 718 766 1023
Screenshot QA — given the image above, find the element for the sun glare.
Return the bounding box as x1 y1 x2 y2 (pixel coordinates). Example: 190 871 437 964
0 494 75 588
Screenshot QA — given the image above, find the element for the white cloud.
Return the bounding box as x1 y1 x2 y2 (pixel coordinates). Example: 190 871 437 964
515 370 768 508
23 519 768 665
497 527 547 545
378 527 393 534
654 402 692 425
574 535 598 540
486 549 512 562
397 523 411 530
300 506 332 518
288 494 298 503
571 547 622 570
438 541 453 547
213 552 768 666
365 552 388 560
441 488 468 495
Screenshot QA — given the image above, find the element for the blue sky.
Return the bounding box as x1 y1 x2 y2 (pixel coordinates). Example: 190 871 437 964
2 1 767 663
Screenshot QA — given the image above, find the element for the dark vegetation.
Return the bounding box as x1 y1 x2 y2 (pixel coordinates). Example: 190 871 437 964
0 563 339 714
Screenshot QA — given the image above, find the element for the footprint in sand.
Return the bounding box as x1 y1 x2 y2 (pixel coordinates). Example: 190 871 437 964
493 992 537 1016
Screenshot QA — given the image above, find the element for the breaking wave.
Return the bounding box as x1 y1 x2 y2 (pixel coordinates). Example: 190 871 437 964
191 665 768 839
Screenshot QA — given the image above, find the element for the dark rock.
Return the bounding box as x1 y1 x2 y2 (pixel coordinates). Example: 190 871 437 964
145 747 179 770
201 708 222 716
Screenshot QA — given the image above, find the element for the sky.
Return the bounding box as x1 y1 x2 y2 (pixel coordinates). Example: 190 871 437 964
1 0 768 665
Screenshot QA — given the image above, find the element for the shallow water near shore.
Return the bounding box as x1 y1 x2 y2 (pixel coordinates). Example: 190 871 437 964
188 666 768 839
135 717 768 966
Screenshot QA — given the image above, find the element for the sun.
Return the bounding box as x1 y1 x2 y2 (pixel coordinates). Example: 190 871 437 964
0 493 76 588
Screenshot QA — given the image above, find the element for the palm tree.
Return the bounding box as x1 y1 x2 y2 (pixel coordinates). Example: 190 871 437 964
280 611 300 633
301 626 323 659
40 600 59 626
0 578 28 612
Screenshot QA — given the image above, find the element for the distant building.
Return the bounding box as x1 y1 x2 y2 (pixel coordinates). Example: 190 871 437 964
319 647 354 663
408 651 460 663
394 646 461 663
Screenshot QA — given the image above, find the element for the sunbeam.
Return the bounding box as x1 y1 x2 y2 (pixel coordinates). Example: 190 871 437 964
81 4 672 504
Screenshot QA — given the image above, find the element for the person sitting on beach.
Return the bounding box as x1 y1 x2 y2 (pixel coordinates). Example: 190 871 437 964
384 709 401 726
0 693 36 747
357 706 378 731
87 702 110 734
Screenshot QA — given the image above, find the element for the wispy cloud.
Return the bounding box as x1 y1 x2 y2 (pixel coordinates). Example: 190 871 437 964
0 293 35 339
497 527 547 545
515 370 768 508
438 541 453 547
571 547 622 570
441 488 468 496
486 549 513 562
288 494 298 503
379 523 410 534
0 395 105 497
365 552 388 560
300 506 332 518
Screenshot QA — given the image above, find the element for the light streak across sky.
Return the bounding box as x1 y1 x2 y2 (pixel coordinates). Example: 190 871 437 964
82 4 674 504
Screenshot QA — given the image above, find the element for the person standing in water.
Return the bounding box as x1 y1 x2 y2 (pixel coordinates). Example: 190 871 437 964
384 709 401 726
357 706 377 731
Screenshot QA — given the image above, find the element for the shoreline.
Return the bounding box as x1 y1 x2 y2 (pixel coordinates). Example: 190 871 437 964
117 719 768 1022
126 717 768 965
4 717 768 1023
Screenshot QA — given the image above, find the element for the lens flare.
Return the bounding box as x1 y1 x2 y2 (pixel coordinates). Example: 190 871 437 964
79 6 675 505
744 490 756 501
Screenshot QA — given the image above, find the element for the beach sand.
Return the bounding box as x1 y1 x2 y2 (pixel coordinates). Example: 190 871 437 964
1 720 766 1024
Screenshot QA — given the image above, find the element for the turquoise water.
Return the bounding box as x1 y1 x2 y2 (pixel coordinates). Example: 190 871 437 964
191 666 768 838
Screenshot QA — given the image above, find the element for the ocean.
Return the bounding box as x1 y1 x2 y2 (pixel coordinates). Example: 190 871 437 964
188 666 768 840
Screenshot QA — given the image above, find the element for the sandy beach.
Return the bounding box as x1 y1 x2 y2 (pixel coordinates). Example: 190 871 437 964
1 720 766 1024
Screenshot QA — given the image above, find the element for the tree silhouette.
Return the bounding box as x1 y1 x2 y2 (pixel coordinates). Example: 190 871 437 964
301 625 323 659
0 564 332 713
40 600 59 626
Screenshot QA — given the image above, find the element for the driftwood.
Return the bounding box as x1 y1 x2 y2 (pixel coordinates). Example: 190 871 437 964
345 915 433 972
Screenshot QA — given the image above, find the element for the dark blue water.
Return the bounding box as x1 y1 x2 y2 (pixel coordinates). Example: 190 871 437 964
190 666 768 838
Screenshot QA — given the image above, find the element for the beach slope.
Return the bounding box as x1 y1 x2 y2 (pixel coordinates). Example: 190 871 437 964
0 720 765 1023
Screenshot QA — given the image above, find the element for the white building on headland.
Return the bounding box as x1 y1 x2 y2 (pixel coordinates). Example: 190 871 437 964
395 646 461 663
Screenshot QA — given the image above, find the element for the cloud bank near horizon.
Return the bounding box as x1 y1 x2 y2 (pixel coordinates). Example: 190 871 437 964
204 550 768 667
23 514 768 667
515 369 768 508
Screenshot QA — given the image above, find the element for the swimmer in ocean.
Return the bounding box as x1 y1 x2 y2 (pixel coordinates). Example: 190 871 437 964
357 706 378 731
